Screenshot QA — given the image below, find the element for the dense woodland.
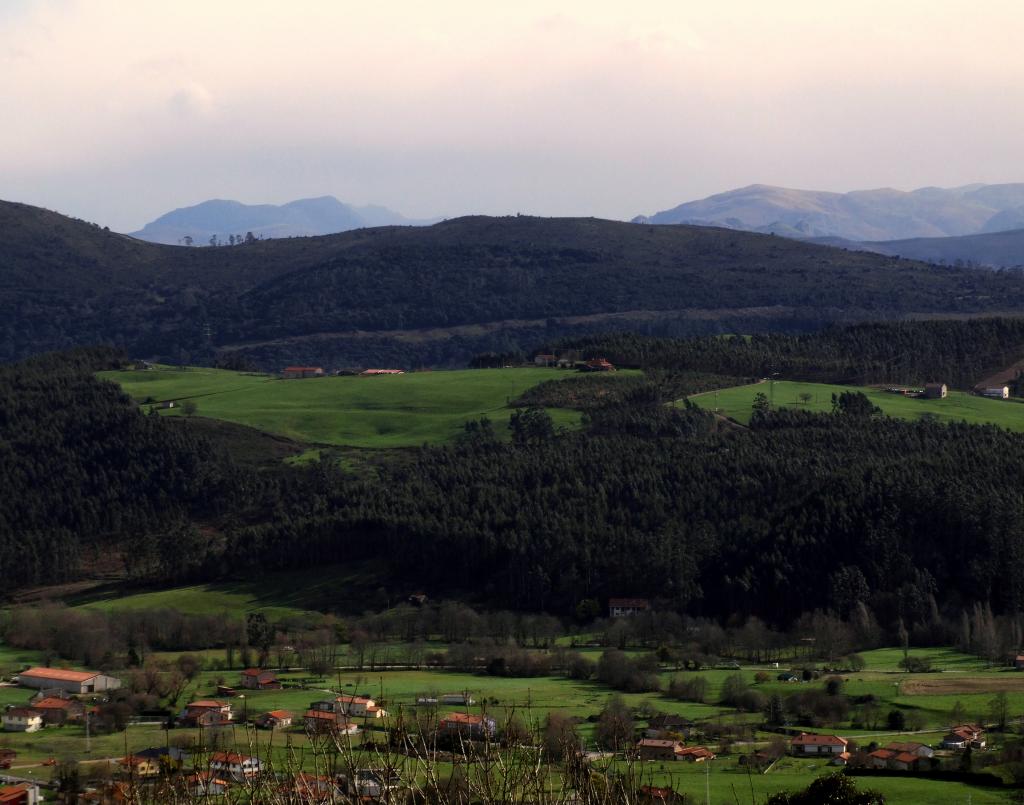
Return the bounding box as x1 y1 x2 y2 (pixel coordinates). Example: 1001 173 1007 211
8 201 1024 368
551 317 1024 388
8 326 1024 646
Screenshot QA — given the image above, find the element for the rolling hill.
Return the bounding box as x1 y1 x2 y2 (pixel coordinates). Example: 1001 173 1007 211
636 182 1024 241
130 195 434 244
8 199 1024 368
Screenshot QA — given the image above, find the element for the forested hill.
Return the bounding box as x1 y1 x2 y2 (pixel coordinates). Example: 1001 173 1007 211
7 200 1024 367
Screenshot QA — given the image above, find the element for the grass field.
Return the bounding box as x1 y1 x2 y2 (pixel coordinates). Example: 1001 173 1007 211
690 380 1024 430
71 561 388 619
99 366 595 448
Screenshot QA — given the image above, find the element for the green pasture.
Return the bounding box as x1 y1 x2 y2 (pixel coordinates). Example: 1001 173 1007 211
99 365 594 448
690 380 1024 430
72 561 388 619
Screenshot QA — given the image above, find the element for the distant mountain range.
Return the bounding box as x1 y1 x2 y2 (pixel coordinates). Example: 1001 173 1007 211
131 196 435 244
635 183 1024 242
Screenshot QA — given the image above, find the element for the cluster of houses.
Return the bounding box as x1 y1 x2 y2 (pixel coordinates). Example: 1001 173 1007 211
2 667 122 734
533 354 616 372
636 739 715 763
280 366 406 378
786 725 986 771
885 381 1012 400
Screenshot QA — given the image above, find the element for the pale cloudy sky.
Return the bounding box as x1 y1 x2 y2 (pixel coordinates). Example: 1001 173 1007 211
2 0 1023 231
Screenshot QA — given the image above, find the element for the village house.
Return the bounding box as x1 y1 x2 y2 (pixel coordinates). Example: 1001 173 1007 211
438 712 497 740
2 708 43 733
281 366 324 379
980 385 1010 399
609 598 650 617
208 750 262 781
636 739 686 762
885 741 934 759
283 773 345 802
341 769 403 800
831 751 852 766
256 709 293 730
15 667 121 695
133 747 188 773
582 358 616 372
182 772 230 798
181 700 232 727
790 733 849 756
1015 653 1024 670
319 694 386 718
29 696 84 725
240 669 281 690
118 754 162 779
942 725 986 750
303 709 353 735
923 383 948 399
360 368 405 376
534 354 557 366
868 749 896 769
0 783 40 805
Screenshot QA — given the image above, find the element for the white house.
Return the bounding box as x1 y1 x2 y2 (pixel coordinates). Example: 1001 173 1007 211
3 707 43 733
981 386 1010 399
790 733 848 756
332 695 386 718
208 751 261 781
15 667 121 695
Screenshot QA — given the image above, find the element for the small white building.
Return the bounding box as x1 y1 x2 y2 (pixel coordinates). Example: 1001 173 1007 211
980 386 1010 399
16 667 121 695
3 707 44 733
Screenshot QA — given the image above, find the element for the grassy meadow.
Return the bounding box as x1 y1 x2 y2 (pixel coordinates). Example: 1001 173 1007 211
99 365 594 448
690 380 1024 430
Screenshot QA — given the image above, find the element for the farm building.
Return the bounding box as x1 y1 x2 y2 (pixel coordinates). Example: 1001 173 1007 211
2 708 43 733
942 725 985 750
360 368 405 376
609 598 650 617
980 385 1010 399
790 733 848 756
15 667 121 695
439 693 475 706
0 783 40 805
240 669 281 690
581 358 615 372
885 741 934 759
281 366 324 379
534 354 557 366
923 383 948 399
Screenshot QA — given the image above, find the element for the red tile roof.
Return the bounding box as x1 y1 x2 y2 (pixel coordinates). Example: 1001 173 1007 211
32 697 76 710
893 752 919 764
18 667 98 683
210 751 254 764
188 700 227 709
265 710 292 719
792 733 848 746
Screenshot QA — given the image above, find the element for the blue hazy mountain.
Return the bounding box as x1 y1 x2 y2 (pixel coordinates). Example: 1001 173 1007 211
131 196 434 244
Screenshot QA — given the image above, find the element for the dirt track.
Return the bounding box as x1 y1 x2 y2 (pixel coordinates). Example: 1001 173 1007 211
902 675 1024 695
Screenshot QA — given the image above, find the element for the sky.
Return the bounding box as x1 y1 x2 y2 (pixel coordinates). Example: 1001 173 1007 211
2 0 1024 231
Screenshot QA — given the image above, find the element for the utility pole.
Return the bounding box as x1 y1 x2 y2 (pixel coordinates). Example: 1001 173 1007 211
85 707 91 753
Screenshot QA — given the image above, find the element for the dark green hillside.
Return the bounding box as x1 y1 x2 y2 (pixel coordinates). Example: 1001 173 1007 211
6 201 1024 366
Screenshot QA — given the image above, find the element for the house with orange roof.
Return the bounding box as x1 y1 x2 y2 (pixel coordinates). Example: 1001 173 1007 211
181 700 232 727
240 668 281 690
182 772 229 797
790 733 848 756
0 783 39 805
208 750 262 781
29 697 84 725
438 712 497 740
118 754 162 778
282 366 324 379
256 709 293 730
